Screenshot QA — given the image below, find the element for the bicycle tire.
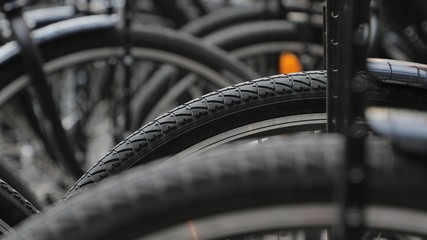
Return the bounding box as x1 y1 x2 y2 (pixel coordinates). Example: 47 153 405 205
8 135 427 240
204 20 322 53
204 20 323 76
181 6 282 37
132 20 323 125
151 0 191 28
23 6 77 30
0 15 255 93
181 5 321 37
0 162 42 209
0 14 256 202
0 179 39 237
62 58 427 201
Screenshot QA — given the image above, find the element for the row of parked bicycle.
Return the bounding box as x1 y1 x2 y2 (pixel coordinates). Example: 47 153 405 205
1 0 427 239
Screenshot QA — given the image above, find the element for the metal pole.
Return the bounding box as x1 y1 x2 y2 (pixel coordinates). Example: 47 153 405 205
325 0 340 133
121 0 133 134
329 0 371 239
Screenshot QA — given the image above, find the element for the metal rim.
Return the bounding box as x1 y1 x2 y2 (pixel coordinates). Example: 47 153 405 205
174 113 326 160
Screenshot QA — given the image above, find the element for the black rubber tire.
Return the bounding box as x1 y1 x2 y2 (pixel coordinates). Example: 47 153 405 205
204 20 323 76
7 135 427 240
181 6 283 37
204 20 323 53
181 5 321 37
151 0 191 28
0 179 39 237
61 59 427 201
132 20 323 125
0 162 42 210
0 15 255 92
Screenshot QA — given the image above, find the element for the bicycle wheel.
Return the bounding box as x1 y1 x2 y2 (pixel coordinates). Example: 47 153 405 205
204 20 323 75
181 5 321 37
181 6 283 37
0 179 39 237
0 161 41 209
62 58 427 201
7 135 427 240
0 14 256 204
133 20 323 125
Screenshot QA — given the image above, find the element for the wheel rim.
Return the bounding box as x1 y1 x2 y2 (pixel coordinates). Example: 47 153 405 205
174 113 326 160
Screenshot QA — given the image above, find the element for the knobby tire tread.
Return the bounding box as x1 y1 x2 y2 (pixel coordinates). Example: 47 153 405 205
62 71 327 200
0 179 39 234
0 162 42 209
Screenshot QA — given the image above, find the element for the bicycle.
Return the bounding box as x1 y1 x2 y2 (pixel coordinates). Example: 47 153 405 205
133 0 427 125
182 0 427 69
0 0 259 206
6 134 427 240
4 0 427 239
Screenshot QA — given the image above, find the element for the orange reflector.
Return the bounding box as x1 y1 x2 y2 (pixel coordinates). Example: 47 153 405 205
279 52 303 74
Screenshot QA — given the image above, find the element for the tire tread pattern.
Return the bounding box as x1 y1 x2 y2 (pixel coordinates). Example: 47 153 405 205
0 179 40 233
63 58 427 201
62 71 327 201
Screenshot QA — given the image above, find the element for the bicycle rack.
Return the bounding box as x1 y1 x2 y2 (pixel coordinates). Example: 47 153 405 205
325 0 371 239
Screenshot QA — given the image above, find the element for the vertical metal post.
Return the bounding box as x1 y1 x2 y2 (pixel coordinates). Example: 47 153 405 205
328 0 371 239
325 0 340 133
122 0 133 133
